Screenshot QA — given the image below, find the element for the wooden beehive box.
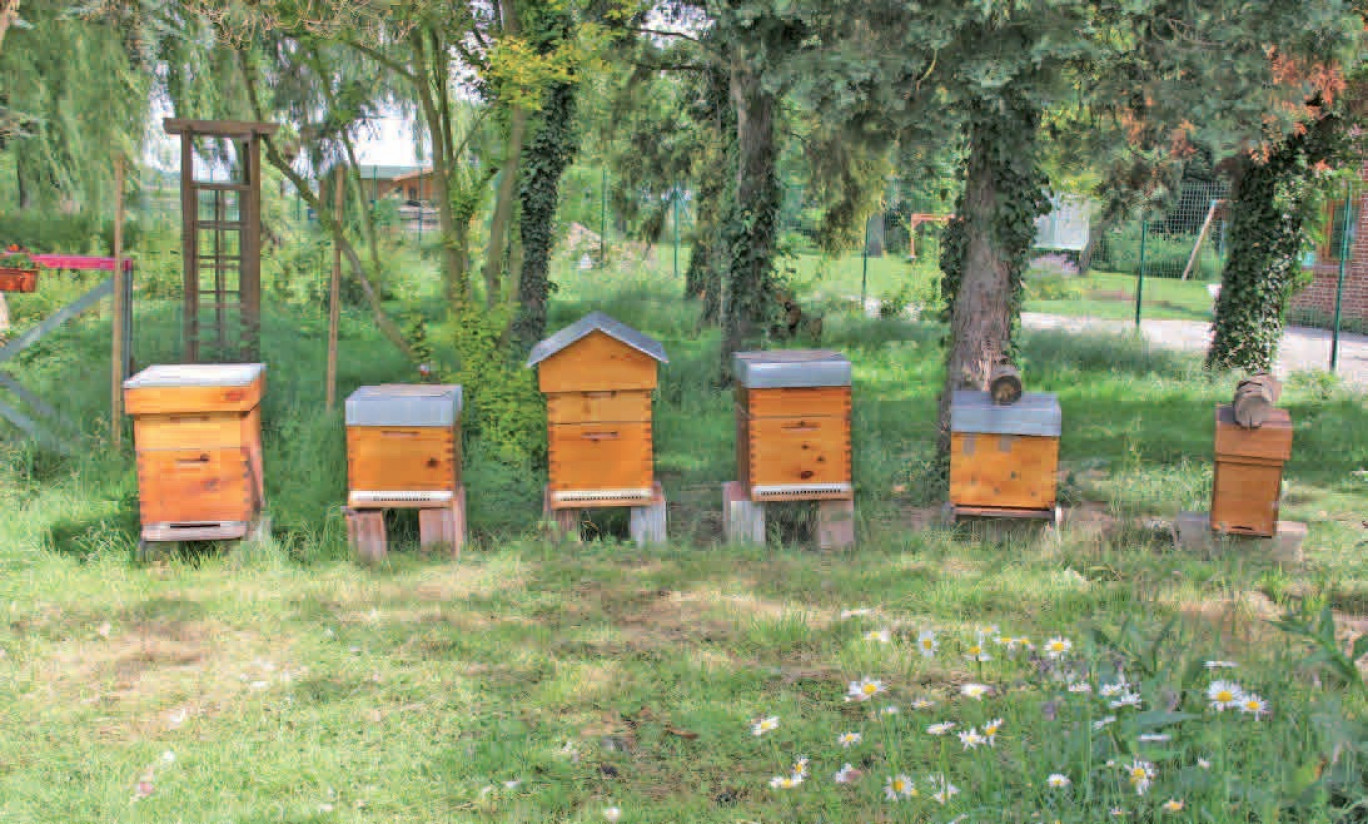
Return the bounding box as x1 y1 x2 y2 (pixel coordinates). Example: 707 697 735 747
949 390 1061 513
734 350 852 501
345 384 462 508
527 312 668 509
1211 404 1292 537
124 363 265 539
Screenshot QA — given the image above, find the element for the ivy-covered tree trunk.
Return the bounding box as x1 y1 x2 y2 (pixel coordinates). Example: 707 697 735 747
513 80 579 353
938 94 1047 453
1207 116 1340 372
721 63 779 373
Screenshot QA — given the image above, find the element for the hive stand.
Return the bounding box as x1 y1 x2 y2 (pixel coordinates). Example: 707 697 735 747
723 350 855 549
527 312 669 547
947 390 1062 524
343 384 466 562
124 363 268 555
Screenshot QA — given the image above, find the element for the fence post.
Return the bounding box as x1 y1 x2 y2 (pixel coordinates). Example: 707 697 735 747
599 166 607 269
860 216 871 309
1135 218 1148 328
1330 186 1352 373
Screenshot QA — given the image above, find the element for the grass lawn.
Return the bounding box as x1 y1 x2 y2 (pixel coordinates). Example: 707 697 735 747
1025 272 1219 323
0 254 1365 822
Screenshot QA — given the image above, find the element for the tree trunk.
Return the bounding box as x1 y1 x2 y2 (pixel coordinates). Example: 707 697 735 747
513 81 579 353
483 107 528 307
1207 116 1339 372
937 95 1045 454
720 62 779 376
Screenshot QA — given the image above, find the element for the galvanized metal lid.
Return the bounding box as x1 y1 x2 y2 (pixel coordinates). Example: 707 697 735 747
123 362 264 389
950 390 1061 437
733 350 852 388
345 384 462 427
525 311 669 367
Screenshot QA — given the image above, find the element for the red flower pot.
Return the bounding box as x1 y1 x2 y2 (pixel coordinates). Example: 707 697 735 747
0 266 38 293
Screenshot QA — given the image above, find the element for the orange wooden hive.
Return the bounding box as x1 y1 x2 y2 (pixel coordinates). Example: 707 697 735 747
345 384 462 508
733 350 852 502
527 312 668 510
124 363 265 542
948 390 1061 516
1211 404 1292 537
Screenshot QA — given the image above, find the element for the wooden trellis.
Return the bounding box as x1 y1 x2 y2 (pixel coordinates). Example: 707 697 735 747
164 119 277 363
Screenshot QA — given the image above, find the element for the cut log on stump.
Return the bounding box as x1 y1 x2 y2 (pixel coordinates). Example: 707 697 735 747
1233 373 1282 429
988 362 1023 405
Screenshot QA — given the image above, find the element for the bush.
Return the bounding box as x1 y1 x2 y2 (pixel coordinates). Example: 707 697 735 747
1024 253 1085 301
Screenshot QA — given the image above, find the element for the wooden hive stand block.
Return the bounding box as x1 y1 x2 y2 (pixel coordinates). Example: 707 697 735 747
528 312 671 545
728 350 856 547
948 390 1061 520
124 363 267 548
344 384 465 560
345 508 387 563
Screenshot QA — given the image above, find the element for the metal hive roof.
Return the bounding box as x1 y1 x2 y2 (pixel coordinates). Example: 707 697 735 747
525 311 669 367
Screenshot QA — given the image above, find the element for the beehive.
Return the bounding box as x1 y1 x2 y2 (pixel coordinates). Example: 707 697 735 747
527 312 668 509
345 384 462 509
124 363 265 540
949 390 1061 514
734 350 852 501
1211 404 1292 537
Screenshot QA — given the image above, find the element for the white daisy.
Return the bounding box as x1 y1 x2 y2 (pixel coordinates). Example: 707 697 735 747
1068 682 1093 694
752 716 779 736
792 757 810 778
1099 681 1128 698
837 731 862 748
885 773 916 801
1093 715 1117 731
1197 757 1212 769
865 629 892 644
769 774 802 789
917 629 938 658
960 683 991 700
1126 760 1156 796
1110 808 1127 817
926 721 956 736
834 763 859 784
911 697 936 710
982 717 1003 745
880 705 900 716
1207 680 1244 712
1239 693 1269 719
1109 692 1143 710
930 774 959 805
1204 660 1238 670
1044 636 1073 659
847 677 887 702
1047 773 1071 789
603 808 622 822
958 727 986 750
1162 798 1185 813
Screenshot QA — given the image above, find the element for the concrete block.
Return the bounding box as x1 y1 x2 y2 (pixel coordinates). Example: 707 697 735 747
629 483 668 548
817 498 856 549
722 481 765 546
1175 510 1305 565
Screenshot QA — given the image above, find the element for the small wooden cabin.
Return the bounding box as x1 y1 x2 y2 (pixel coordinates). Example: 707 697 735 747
948 390 1061 517
124 363 266 542
733 350 853 501
527 312 668 509
1211 404 1292 537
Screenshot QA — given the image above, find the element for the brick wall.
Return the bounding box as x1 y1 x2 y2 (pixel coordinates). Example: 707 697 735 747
1289 162 1368 326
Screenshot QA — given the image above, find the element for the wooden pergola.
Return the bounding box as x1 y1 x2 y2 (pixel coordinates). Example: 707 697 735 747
164 119 277 362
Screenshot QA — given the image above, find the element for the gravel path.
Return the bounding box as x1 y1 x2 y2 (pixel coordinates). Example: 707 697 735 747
1021 313 1368 390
